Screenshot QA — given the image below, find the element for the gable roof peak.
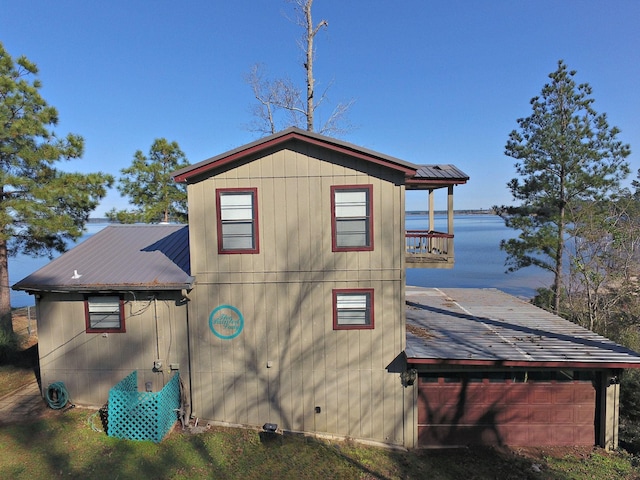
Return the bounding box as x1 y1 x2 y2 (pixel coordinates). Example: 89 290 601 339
172 128 419 183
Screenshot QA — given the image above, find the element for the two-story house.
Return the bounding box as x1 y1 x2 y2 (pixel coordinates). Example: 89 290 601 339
14 127 640 449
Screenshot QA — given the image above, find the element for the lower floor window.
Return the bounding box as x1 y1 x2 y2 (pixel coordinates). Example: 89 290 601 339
85 295 126 333
333 289 374 330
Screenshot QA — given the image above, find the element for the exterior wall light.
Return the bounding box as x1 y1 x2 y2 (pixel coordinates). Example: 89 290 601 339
263 423 278 433
401 368 418 386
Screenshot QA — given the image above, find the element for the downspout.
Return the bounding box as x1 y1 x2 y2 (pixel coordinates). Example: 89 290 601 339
183 289 194 423
153 296 165 385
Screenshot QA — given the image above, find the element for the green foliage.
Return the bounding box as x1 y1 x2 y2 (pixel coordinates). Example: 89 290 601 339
107 138 189 224
531 287 557 312
618 326 640 444
632 168 640 200
544 450 633 479
0 328 18 363
495 60 631 313
621 370 640 424
0 42 113 332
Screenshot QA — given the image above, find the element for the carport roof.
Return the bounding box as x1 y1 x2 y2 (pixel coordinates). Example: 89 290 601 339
405 287 640 369
13 224 193 293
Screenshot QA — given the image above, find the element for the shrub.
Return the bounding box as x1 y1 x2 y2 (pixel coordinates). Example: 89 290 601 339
0 329 19 364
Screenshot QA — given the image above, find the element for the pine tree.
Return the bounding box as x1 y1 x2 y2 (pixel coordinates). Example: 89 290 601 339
106 138 189 224
0 43 113 333
496 61 631 314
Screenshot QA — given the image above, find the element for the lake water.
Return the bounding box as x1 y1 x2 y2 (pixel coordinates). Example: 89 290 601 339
406 214 552 299
9 215 553 307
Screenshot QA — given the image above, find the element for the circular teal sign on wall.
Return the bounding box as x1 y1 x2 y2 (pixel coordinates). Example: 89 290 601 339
209 305 244 340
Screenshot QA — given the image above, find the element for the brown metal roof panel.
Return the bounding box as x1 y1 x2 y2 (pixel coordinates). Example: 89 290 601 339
13 225 193 292
405 287 640 367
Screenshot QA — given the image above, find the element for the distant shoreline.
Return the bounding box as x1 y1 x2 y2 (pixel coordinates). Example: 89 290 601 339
89 210 497 223
406 210 495 216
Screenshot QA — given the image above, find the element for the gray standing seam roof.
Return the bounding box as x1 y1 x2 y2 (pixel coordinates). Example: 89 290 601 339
412 164 469 182
12 224 193 292
405 287 640 368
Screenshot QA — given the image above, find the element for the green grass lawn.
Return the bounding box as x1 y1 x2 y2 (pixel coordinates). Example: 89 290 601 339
0 364 36 398
1 409 639 480
2 311 640 480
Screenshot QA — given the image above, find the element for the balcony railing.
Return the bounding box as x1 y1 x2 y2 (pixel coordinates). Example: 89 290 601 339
405 230 454 268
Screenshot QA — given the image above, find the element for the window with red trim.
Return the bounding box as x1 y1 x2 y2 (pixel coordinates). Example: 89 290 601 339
216 188 260 254
85 295 126 333
331 185 373 251
333 289 374 330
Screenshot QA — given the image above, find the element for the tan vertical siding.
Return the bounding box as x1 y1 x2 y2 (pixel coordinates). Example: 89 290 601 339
187 145 408 445
36 292 189 407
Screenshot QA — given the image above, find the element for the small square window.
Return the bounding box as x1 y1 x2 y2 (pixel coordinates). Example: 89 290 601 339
333 289 374 330
331 185 373 251
85 295 125 333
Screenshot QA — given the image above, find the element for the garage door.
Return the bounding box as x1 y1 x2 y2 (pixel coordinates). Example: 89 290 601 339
417 371 595 447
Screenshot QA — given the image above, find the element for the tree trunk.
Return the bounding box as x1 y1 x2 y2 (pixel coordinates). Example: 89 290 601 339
305 0 315 132
303 0 327 132
553 173 566 315
0 237 13 334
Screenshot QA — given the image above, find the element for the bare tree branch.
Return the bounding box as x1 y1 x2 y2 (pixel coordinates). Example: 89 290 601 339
245 0 354 137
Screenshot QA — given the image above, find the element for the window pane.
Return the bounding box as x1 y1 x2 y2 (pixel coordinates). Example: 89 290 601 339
337 310 367 324
337 293 367 309
88 296 121 329
335 191 367 217
336 293 370 325
222 221 254 249
336 219 368 247
220 194 253 220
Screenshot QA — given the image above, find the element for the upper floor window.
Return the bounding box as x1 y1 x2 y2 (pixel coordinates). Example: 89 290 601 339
85 295 125 333
331 185 373 251
216 188 260 254
333 289 374 330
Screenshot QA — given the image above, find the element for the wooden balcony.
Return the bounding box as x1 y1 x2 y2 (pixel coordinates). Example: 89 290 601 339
404 165 469 269
406 230 454 268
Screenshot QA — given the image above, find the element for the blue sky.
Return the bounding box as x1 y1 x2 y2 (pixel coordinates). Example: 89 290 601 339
2 1 639 214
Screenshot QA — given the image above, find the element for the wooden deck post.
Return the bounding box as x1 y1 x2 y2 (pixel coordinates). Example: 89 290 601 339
447 185 454 259
428 189 434 231
598 371 620 450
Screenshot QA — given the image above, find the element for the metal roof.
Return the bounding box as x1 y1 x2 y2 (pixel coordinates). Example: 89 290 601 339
172 127 469 187
172 127 419 182
405 287 640 369
413 164 469 181
13 224 193 293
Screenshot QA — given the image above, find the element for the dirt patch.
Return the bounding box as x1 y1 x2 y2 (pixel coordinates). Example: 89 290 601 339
510 444 597 461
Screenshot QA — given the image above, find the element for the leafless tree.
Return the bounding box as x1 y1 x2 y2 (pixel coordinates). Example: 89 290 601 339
564 193 640 335
246 0 354 136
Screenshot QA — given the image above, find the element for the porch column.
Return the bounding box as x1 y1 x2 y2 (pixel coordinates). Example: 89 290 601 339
598 371 620 450
428 189 434 231
447 185 454 257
